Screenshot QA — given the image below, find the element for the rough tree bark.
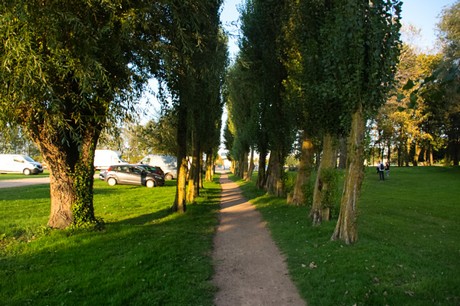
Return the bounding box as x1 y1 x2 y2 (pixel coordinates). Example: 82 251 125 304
186 141 200 204
32 124 100 229
265 149 285 197
256 148 268 189
332 105 365 244
173 98 188 213
338 136 347 169
205 149 214 182
245 148 255 181
238 150 249 179
287 132 314 206
310 133 335 225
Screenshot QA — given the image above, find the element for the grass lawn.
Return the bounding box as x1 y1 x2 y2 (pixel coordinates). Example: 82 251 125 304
1 167 459 305
0 172 49 180
0 177 221 305
232 166 460 305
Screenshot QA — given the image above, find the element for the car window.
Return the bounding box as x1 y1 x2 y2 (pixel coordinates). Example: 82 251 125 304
131 167 142 174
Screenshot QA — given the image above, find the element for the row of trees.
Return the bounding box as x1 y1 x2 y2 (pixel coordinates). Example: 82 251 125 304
225 0 459 243
225 0 402 244
0 1 227 228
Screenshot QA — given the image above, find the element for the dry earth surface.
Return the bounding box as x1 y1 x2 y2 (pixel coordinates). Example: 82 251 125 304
212 172 306 306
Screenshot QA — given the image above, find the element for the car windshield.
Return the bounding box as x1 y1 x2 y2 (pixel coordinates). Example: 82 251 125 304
23 156 35 162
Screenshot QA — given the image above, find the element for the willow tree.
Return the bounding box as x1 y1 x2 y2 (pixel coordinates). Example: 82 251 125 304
324 0 402 244
0 1 162 228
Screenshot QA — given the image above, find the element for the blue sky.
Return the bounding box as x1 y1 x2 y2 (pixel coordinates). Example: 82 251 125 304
221 0 458 56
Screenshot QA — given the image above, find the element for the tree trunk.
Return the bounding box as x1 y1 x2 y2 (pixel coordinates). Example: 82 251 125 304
240 150 248 178
257 148 268 189
413 142 421 166
32 126 99 229
265 149 285 197
386 142 391 164
205 149 214 182
186 142 200 204
448 136 459 166
288 131 314 206
245 148 255 181
311 133 335 225
173 99 188 213
405 138 411 166
429 146 434 165
332 105 365 244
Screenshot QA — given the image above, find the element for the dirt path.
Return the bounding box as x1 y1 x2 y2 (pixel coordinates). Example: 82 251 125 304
212 172 306 306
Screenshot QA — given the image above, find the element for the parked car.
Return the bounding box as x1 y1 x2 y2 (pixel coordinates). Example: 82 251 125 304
136 164 165 179
0 154 43 175
101 164 165 187
139 154 177 180
94 149 127 170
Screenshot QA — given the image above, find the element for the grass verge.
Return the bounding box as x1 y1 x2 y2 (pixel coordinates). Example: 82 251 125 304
232 166 460 306
0 177 221 305
0 172 49 180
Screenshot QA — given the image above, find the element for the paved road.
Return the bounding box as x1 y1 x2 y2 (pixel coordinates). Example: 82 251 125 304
0 177 50 189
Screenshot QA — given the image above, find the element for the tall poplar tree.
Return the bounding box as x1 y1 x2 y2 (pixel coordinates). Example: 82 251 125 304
238 0 294 195
326 0 402 244
158 0 226 211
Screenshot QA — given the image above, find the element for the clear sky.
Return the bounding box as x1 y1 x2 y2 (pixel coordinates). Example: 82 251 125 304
220 0 458 56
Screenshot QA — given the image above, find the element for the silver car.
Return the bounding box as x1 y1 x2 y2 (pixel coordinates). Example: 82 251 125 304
101 164 164 187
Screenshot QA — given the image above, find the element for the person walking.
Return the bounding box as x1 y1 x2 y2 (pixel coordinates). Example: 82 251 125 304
378 160 385 181
385 161 390 177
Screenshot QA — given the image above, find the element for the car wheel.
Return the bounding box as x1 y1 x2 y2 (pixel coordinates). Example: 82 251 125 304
23 168 31 175
146 180 156 188
107 177 117 186
165 173 173 180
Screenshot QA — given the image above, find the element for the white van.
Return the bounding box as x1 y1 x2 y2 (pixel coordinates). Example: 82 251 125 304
0 154 44 175
139 154 177 180
94 150 126 170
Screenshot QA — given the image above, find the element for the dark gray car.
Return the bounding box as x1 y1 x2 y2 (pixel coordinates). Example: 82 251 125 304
101 164 164 187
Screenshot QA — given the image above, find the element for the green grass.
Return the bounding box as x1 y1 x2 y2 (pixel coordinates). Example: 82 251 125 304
232 166 460 306
0 172 49 180
2 167 459 305
0 178 221 305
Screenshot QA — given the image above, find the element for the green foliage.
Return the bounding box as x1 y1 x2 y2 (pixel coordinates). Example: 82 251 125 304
318 167 339 210
318 0 402 121
239 0 295 151
235 166 460 305
0 177 222 305
0 0 152 133
0 0 173 227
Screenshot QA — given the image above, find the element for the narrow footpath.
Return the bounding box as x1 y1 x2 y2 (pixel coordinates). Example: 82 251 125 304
212 172 306 306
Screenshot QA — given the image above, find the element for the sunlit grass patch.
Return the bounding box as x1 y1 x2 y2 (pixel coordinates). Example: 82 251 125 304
233 167 460 305
0 176 221 305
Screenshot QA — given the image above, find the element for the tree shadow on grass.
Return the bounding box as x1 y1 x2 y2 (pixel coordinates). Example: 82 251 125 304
114 207 173 226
